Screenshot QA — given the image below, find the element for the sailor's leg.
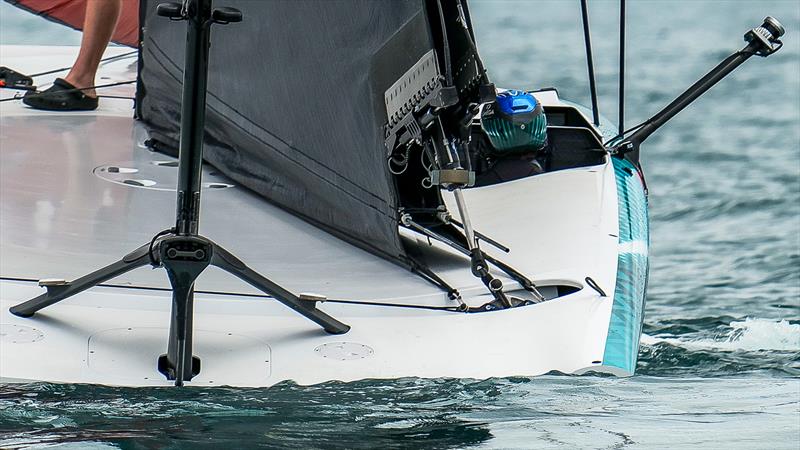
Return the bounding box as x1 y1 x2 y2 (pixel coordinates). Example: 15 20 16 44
64 0 124 98
10 244 153 317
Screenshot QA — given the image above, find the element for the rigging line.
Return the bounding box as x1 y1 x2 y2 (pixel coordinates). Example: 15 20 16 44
619 0 626 135
401 217 543 300
97 95 135 100
421 143 433 173
0 80 137 103
603 121 647 146
28 50 138 78
448 217 510 253
400 241 464 305
323 298 460 312
436 0 453 86
580 0 600 126
0 276 460 312
622 121 647 136
455 0 488 78
407 255 462 302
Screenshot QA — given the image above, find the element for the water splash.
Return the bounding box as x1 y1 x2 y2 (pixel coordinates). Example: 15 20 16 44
642 318 800 352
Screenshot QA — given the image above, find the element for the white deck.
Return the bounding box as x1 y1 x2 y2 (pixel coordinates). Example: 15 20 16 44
0 46 621 386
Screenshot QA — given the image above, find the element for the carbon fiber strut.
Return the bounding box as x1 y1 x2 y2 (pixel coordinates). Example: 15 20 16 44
611 17 784 163
400 212 545 308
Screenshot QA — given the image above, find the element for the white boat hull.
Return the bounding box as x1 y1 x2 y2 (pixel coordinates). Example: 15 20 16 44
0 46 647 386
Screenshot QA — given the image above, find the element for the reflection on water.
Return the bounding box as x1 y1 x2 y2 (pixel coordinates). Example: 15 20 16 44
1 374 798 449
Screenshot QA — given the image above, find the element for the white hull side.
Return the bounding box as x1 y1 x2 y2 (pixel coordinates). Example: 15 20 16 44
0 46 632 386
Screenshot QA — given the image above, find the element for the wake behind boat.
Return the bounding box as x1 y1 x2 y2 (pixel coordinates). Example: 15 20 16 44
0 0 785 387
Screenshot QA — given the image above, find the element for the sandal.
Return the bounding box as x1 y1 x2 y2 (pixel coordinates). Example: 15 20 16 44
22 78 98 111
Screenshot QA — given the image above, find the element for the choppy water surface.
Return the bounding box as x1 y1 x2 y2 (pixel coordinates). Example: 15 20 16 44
1 1 799 448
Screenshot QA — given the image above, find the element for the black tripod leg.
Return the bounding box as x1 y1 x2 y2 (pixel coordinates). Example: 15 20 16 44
10 244 153 317
156 236 210 385
157 283 201 386
209 243 350 335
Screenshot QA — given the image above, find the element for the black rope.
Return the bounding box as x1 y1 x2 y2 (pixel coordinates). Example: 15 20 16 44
324 298 460 312
0 275 462 312
455 0 488 79
585 276 607 297
436 0 453 86
408 257 462 302
401 217 541 298
148 228 176 265
27 50 138 78
580 0 600 126
619 0 626 135
97 94 135 100
604 121 647 146
0 80 136 103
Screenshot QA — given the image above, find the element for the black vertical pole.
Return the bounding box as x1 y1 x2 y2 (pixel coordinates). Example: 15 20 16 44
619 0 626 135
580 0 600 126
175 0 212 237
165 0 213 385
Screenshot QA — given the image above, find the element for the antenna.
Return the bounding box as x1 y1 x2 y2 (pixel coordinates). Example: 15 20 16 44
618 0 626 135
580 0 600 126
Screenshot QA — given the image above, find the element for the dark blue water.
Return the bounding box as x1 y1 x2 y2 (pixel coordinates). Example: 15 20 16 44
1 1 799 448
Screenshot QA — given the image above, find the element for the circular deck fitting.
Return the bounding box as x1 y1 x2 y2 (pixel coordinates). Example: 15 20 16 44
203 182 235 190
122 179 157 187
106 166 139 174
0 324 44 344
94 161 236 191
314 342 374 361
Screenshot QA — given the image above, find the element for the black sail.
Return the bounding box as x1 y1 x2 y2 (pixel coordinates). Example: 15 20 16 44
136 0 484 265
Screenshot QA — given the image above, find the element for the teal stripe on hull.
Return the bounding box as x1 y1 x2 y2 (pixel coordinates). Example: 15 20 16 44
603 157 650 374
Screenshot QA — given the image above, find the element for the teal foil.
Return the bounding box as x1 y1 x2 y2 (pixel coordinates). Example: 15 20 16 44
603 157 650 374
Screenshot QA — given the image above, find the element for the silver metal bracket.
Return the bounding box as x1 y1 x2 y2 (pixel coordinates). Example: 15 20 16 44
430 169 475 187
38 279 67 287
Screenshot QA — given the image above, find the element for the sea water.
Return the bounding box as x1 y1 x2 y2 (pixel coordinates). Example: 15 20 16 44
0 1 798 448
